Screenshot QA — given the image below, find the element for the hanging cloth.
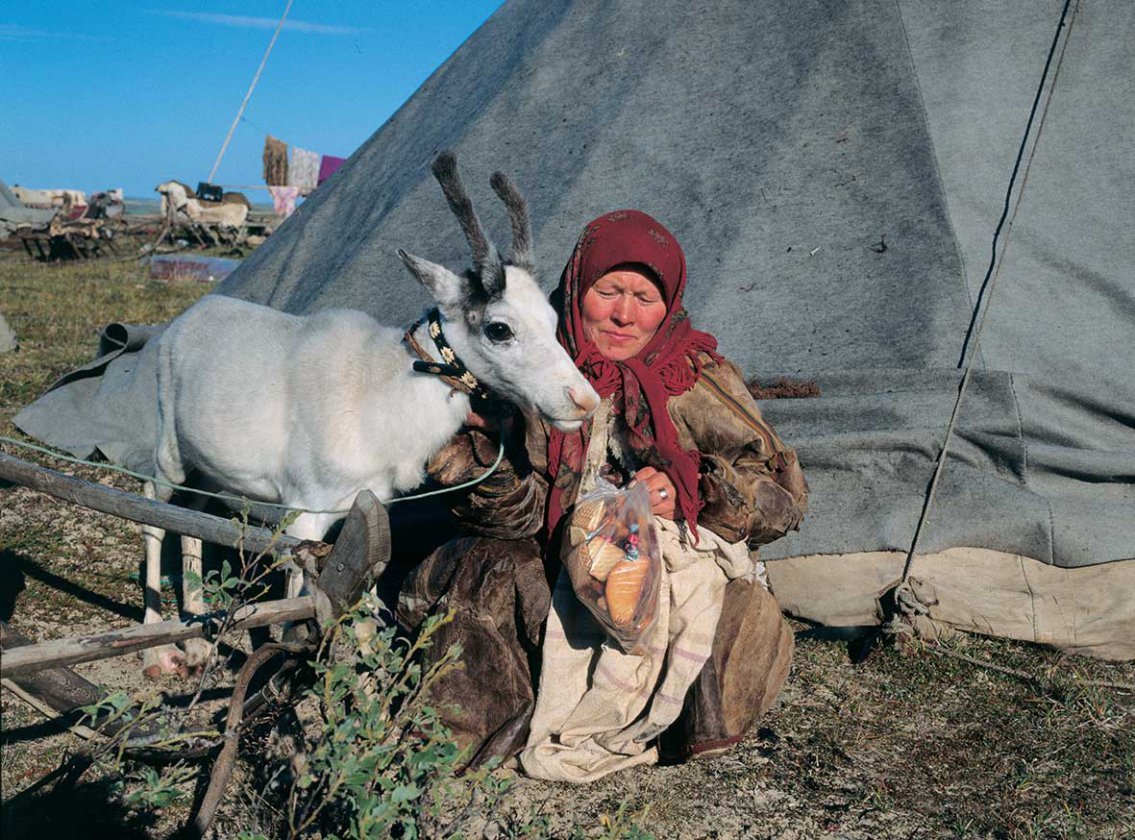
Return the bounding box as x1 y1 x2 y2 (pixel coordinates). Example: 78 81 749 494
289 147 320 193
268 185 299 218
262 135 289 187
318 155 347 186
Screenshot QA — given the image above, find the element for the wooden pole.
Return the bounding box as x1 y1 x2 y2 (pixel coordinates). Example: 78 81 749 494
1 620 102 716
1 621 169 745
0 452 305 556
2 619 308 755
0 597 314 678
206 0 295 184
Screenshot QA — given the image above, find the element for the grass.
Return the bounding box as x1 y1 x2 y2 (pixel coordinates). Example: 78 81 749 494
1 253 212 427
1 252 1134 838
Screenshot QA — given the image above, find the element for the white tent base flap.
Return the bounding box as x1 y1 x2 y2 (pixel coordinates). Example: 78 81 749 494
767 549 1135 662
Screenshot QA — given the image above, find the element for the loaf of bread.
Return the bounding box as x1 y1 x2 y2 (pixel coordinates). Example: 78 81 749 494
572 497 606 533
584 536 625 581
561 484 660 652
605 558 647 626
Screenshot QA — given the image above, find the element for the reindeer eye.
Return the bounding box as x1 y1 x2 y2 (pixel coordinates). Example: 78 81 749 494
484 322 514 343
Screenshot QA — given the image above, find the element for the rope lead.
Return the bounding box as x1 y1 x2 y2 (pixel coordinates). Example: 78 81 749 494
0 432 505 515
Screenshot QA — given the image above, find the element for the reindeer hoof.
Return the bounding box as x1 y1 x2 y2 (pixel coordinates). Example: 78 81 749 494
182 637 213 674
142 644 189 679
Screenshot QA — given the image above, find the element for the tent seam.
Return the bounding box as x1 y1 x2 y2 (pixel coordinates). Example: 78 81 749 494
1007 372 1029 486
891 0 980 366
1045 499 1057 567
1016 553 1041 644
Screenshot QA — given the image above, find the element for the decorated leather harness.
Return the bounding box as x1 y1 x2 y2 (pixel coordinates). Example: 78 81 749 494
404 308 502 414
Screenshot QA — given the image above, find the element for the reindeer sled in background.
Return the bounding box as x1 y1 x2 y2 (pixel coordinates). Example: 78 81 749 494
139 152 600 677
155 180 252 248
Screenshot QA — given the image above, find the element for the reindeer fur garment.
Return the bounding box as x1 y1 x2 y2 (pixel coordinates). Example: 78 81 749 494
422 352 810 548
397 362 806 769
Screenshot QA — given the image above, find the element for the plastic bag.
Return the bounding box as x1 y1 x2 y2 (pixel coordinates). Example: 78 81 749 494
561 480 662 654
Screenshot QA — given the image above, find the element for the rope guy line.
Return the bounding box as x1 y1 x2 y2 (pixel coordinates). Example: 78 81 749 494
898 0 1079 588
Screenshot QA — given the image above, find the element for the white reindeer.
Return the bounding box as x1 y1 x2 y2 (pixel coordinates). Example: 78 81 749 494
140 152 600 677
155 180 250 236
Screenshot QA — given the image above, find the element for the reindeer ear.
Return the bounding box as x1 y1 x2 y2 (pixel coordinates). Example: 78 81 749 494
397 249 467 309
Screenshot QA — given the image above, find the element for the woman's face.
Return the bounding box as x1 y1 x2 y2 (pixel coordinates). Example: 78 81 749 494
581 267 668 361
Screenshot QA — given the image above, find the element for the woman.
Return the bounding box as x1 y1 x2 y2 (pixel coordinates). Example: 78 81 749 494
397 210 807 778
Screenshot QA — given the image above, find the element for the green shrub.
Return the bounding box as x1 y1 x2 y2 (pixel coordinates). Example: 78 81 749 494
279 597 510 838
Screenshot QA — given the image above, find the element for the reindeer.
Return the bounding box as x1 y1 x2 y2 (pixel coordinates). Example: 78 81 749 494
140 152 600 677
155 180 250 243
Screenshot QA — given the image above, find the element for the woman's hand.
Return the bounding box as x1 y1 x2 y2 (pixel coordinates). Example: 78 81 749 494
464 409 501 434
631 466 677 519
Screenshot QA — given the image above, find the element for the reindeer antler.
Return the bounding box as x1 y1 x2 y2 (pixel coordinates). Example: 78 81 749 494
489 171 534 272
431 151 504 296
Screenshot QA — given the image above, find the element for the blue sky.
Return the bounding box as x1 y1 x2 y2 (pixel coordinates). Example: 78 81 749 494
1 1 504 198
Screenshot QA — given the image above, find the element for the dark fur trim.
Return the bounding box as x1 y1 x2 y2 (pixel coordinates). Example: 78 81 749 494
746 377 821 400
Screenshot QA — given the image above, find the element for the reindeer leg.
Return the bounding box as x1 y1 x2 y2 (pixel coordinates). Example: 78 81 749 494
180 534 213 673
169 484 214 673
141 481 189 679
282 512 337 598
274 511 340 645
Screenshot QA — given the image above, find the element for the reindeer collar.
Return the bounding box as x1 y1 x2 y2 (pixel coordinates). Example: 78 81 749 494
405 308 495 406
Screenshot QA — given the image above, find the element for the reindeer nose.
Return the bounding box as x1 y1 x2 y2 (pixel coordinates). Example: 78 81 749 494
567 384 600 415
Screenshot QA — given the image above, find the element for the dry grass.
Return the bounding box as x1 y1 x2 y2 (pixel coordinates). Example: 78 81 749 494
1 253 1133 839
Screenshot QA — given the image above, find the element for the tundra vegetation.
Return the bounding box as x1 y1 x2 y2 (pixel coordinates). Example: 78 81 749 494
1 253 1133 838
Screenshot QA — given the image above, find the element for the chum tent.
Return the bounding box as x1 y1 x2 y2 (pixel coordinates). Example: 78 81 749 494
1 179 56 238
15 0 1134 658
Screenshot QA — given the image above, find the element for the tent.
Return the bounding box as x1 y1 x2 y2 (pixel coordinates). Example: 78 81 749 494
1 179 56 238
15 0 1133 658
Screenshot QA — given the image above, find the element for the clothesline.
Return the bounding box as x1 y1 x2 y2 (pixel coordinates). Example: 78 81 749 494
262 136 345 191
262 134 346 217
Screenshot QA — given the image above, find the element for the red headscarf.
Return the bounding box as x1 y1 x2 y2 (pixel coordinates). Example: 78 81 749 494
546 210 721 539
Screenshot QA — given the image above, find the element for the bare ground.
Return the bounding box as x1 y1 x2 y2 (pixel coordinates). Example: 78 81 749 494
1 255 1133 839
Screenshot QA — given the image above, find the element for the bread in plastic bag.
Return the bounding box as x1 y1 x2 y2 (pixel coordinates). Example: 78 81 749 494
561 480 662 654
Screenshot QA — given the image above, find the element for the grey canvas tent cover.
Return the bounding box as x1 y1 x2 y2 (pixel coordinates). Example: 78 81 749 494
15 0 1134 658
1 179 55 237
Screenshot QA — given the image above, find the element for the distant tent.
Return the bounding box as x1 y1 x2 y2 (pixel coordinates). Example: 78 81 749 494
0 179 55 237
17 0 1134 657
